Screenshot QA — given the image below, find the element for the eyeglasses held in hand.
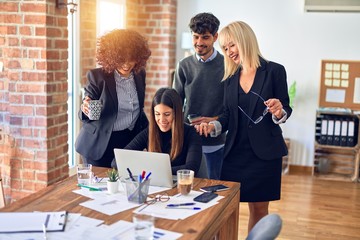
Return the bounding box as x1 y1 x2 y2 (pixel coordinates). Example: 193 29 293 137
138 193 170 212
238 91 269 124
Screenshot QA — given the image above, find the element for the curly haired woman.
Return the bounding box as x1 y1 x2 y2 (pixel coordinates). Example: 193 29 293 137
76 29 151 168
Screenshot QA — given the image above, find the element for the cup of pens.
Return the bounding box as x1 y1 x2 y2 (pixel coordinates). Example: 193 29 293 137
124 176 150 204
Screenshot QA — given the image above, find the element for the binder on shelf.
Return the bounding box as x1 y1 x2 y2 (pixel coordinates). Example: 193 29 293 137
326 119 334 145
333 119 341 146
347 120 355 147
340 119 348 146
319 118 328 145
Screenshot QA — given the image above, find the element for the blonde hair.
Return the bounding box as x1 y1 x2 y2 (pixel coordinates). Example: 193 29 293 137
218 21 266 80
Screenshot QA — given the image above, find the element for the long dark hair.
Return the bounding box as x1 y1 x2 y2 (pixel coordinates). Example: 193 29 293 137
148 88 184 160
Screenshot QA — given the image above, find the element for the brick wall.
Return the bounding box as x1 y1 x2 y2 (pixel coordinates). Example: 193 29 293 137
0 0 69 201
0 0 177 202
126 0 177 114
79 0 97 86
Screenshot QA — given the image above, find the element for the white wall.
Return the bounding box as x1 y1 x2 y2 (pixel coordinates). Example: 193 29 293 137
176 0 360 166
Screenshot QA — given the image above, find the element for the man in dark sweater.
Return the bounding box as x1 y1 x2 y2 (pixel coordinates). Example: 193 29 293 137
173 12 226 180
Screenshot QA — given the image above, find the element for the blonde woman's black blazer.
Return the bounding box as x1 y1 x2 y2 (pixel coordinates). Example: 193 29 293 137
218 58 292 160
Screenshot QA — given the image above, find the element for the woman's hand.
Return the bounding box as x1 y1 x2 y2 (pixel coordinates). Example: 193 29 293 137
194 122 215 137
81 96 92 116
265 98 283 119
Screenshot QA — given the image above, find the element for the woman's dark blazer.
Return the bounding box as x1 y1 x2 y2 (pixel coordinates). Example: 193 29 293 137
75 68 148 160
218 58 292 161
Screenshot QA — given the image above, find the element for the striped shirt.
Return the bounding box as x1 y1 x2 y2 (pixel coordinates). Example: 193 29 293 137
113 70 140 131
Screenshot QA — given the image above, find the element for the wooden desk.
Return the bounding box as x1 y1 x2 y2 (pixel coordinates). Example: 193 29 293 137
1 167 240 240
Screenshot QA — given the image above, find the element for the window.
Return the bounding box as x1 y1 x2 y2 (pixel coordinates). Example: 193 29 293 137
97 0 126 37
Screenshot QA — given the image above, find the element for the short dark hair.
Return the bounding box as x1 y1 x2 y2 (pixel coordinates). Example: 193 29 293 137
189 12 220 36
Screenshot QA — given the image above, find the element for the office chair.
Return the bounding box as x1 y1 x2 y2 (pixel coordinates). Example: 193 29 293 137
195 154 209 179
246 213 283 240
0 178 5 208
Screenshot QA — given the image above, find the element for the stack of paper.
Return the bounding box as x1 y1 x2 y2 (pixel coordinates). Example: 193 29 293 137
133 190 224 220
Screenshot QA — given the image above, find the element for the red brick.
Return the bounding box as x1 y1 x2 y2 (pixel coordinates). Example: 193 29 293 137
1 15 22 24
28 49 40 58
24 15 46 25
7 71 20 81
22 38 46 48
20 3 46 13
35 27 46 36
19 26 32 35
0 2 18 12
7 60 21 69
16 83 45 93
8 37 19 46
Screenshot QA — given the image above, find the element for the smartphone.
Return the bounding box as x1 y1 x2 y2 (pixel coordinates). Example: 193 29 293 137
193 192 218 203
187 113 201 123
200 184 230 193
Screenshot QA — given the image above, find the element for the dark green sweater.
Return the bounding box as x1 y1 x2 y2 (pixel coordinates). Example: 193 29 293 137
173 53 226 146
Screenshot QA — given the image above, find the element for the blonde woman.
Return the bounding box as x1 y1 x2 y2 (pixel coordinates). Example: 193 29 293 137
197 21 292 232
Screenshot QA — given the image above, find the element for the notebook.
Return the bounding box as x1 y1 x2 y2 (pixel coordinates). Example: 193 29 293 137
114 149 177 188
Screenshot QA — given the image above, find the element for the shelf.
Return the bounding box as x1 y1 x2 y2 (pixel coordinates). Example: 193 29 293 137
313 111 360 182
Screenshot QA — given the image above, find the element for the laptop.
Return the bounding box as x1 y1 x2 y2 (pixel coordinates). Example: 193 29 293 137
114 149 177 188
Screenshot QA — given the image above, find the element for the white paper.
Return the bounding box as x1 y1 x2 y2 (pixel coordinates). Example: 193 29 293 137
73 184 169 199
325 89 346 103
0 214 104 240
80 194 141 215
341 71 349 79
341 80 349 88
354 77 360 104
0 211 67 233
325 63 333 70
133 191 223 220
341 64 349 71
83 220 182 240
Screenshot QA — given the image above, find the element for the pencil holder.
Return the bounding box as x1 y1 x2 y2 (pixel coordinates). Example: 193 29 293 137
124 176 150 204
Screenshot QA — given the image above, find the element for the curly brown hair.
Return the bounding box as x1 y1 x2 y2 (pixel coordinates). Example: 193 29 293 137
96 29 151 74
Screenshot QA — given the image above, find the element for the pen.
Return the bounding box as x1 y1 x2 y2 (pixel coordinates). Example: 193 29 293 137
42 223 47 239
127 167 135 181
145 172 152 180
77 183 105 191
141 170 146 179
166 207 201 210
166 203 196 207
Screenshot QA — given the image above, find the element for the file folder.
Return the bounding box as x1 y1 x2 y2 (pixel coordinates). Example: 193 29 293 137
340 119 348 146
326 119 334 145
0 211 67 233
333 119 341 146
347 120 355 147
320 119 328 145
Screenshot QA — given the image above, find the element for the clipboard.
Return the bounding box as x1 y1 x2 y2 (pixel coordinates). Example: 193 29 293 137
0 211 68 233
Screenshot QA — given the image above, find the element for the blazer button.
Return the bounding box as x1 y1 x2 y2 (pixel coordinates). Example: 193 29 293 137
248 125 252 128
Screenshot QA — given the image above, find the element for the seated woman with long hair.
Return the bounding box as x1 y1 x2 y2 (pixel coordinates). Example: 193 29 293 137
112 87 202 175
